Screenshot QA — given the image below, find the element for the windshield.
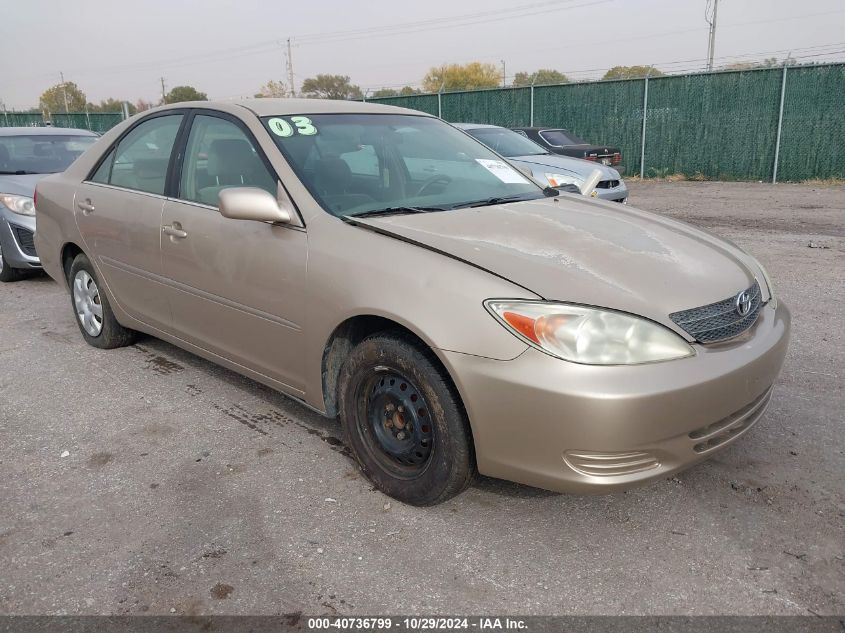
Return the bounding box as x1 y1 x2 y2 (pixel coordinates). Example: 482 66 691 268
262 114 544 217
539 129 586 146
466 127 548 157
0 134 97 174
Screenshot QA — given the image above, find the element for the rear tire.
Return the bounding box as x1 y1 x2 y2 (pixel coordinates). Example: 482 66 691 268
338 332 475 506
69 253 137 349
0 243 24 282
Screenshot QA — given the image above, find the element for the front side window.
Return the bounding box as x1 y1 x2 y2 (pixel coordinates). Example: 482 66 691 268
107 115 183 195
0 134 97 175
466 128 549 158
262 114 544 217
179 115 277 207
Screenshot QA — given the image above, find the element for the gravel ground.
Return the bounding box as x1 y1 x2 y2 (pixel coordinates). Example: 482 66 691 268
0 181 843 616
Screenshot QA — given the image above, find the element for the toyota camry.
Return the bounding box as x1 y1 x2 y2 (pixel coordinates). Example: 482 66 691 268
34 99 790 505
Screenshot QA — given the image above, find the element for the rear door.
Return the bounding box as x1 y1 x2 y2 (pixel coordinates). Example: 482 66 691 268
159 111 308 394
76 112 185 330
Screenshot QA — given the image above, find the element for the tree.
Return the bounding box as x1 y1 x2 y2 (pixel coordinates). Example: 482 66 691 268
88 98 136 114
134 99 156 112
372 88 399 98
164 85 208 104
254 80 288 98
300 74 362 100
512 69 569 87
602 66 664 80
39 81 87 113
422 62 501 92
399 86 420 96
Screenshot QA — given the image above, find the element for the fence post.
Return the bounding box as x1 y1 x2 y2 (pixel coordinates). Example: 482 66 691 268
85 106 91 130
437 82 445 119
529 77 536 127
772 63 788 183
2 102 7 127
639 76 649 179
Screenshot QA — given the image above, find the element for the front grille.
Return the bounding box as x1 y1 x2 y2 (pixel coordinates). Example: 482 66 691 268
12 226 37 257
689 386 773 453
669 281 762 343
563 450 659 477
595 179 620 189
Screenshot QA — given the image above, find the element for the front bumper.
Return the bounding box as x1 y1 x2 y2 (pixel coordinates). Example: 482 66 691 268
0 210 40 268
594 180 628 203
443 300 790 494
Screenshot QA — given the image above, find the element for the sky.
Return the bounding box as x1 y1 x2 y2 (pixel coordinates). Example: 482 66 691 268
2 0 845 109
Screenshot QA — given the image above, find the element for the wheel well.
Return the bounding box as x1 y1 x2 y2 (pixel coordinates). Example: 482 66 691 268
321 316 455 419
61 242 84 284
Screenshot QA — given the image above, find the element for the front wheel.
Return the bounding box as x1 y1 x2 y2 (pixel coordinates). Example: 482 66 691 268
0 243 24 282
69 253 137 349
338 332 475 506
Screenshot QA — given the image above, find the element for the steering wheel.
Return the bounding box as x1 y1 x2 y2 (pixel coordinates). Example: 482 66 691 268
417 174 453 196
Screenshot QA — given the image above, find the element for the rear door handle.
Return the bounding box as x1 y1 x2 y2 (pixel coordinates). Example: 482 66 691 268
162 223 188 239
77 199 95 214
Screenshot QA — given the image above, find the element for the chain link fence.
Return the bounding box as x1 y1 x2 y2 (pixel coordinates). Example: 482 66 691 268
1 112 125 134
366 63 845 182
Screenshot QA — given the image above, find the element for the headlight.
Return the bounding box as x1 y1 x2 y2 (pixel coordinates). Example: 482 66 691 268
485 300 694 365
544 173 584 189
0 194 35 216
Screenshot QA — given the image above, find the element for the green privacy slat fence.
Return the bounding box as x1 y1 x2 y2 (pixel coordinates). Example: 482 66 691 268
365 63 845 182
1 112 124 134
534 79 646 176
777 64 845 181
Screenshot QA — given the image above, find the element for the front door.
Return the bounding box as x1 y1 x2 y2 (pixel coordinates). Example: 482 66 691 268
160 112 307 394
75 113 184 330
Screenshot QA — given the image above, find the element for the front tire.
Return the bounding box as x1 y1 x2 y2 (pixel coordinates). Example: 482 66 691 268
69 253 137 349
338 332 475 506
0 243 24 282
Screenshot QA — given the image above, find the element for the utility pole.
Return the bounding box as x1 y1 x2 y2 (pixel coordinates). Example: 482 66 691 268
706 0 719 72
285 38 296 97
160 77 167 104
59 72 70 113
500 60 506 87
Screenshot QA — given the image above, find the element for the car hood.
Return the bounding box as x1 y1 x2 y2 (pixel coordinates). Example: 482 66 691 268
354 197 756 334
510 154 620 180
0 173 45 197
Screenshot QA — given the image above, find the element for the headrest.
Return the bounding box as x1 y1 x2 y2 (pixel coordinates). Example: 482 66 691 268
313 157 352 194
207 138 257 177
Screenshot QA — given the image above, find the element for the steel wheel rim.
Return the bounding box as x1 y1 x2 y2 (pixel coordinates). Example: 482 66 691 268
73 270 103 337
357 369 435 478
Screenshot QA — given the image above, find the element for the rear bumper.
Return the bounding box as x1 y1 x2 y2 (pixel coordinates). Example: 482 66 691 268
0 211 40 268
442 300 790 494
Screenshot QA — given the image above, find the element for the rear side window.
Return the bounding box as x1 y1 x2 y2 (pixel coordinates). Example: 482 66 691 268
100 115 183 195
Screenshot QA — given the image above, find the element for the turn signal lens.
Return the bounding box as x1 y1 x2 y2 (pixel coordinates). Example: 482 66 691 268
485 300 695 365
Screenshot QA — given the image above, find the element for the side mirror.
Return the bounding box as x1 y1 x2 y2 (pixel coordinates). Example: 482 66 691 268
218 186 292 224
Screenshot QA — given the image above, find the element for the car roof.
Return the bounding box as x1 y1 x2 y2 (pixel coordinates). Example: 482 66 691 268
452 122 504 130
148 98 429 118
0 126 98 136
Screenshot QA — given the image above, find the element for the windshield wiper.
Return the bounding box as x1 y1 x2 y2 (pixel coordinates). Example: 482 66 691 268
348 205 448 218
0 170 41 175
450 193 543 209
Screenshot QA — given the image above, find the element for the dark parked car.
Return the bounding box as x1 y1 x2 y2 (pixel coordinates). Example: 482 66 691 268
512 127 624 173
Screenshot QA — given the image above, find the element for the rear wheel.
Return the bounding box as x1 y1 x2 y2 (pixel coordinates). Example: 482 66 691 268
338 332 475 506
0 243 24 282
69 253 137 349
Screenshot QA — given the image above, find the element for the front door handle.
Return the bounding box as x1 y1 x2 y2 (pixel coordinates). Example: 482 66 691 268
77 199 95 215
162 222 188 239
